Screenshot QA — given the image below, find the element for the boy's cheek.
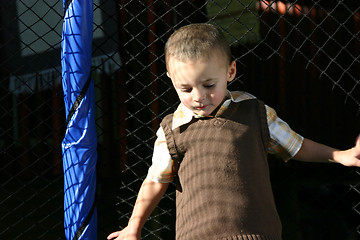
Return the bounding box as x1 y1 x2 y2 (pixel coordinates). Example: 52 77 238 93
174 90 183 100
177 92 186 100
179 95 192 107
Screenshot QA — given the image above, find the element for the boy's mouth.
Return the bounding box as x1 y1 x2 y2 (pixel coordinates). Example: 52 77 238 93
194 105 207 110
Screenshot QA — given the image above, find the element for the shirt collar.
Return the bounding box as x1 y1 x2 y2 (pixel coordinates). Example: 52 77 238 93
171 90 255 130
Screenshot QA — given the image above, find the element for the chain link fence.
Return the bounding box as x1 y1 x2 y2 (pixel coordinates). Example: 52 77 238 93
1 0 359 239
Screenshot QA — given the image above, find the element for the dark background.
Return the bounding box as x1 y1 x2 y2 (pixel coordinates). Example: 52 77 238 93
0 1 359 239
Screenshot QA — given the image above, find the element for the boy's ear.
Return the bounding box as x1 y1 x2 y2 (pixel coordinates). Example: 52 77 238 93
227 61 236 82
166 72 171 78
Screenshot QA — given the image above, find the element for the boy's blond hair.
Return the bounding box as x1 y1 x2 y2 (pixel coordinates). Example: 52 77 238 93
164 23 232 68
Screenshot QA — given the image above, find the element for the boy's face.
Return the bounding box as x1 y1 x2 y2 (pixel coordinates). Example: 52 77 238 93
167 53 236 116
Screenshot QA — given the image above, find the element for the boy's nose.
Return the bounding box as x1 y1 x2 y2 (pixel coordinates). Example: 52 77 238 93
192 88 204 102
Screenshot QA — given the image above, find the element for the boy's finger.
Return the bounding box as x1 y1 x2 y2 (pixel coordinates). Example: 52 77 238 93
356 134 360 147
107 232 119 240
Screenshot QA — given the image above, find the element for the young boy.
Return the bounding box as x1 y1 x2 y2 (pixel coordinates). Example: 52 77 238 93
108 23 360 240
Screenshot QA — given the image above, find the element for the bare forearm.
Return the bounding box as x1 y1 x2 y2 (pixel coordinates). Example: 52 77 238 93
107 179 169 240
293 138 337 163
294 137 360 167
128 178 169 232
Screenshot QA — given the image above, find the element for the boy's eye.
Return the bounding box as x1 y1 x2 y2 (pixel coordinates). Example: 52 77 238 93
181 88 192 93
204 84 215 88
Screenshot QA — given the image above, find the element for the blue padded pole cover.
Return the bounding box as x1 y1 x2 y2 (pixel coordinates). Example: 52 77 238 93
61 0 97 239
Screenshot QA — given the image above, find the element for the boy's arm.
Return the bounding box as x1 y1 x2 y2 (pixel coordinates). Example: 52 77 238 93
107 178 169 240
293 137 360 167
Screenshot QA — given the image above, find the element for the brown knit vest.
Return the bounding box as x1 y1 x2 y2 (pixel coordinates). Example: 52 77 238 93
161 99 282 240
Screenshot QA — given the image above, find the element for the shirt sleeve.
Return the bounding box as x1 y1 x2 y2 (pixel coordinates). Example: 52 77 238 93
266 105 304 161
146 126 174 183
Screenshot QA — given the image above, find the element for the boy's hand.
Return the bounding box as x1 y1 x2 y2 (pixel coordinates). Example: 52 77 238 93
107 226 141 240
333 135 360 167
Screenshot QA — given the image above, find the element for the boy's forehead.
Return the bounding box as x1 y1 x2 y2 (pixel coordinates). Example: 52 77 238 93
167 55 230 86
167 58 196 80
167 57 195 69
167 50 228 72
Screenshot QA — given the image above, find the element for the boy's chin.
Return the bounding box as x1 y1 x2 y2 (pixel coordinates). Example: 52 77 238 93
192 109 213 117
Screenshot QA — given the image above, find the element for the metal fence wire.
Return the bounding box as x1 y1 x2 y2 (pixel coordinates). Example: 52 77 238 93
1 0 359 239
